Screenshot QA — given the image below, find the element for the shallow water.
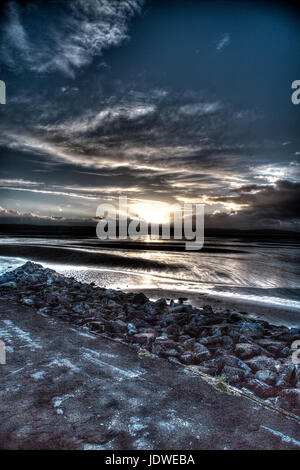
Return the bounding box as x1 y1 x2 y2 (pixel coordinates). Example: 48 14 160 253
0 236 299 313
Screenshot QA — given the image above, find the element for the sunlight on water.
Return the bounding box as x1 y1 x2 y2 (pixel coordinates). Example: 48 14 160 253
0 237 299 315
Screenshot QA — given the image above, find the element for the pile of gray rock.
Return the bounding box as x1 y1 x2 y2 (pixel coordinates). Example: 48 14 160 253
1 261 299 416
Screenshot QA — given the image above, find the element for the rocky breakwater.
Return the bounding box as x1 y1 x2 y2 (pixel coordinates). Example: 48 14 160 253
1 261 300 417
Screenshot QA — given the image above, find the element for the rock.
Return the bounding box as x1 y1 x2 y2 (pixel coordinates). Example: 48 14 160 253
246 378 276 398
222 354 252 376
266 397 281 408
165 324 180 336
110 320 128 335
0 281 17 288
202 305 213 315
228 312 244 322
72 302 88 314
133 333 156 345
256 339 286 355
23 298 35 306
155 337 179 350
180 352 194 365
290 327 300 339
275 363 297 388
89 321 104 332
235 343 261 360
107 299 121 309
193 366 214 375
222 365 247 386
164 349 180 358
141 328 157 334
198 335 221 346
154 298 168 313
182 338 195 351
193 344 211 363
235 320 264 339
280 346 290 357
201 358 224 375
127 323 137 334
245 356 277 373
170 304 186 313
219 335 234 348
132 293 148 305
255 370 277 386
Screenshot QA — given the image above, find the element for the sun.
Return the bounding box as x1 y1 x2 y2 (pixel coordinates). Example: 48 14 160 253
129 201 170 224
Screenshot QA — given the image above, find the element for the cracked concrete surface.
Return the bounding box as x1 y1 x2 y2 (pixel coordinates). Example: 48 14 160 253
0 299 299 450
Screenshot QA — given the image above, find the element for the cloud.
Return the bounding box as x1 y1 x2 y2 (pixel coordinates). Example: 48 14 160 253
0 205 95 225
206 179 300 229
216 33 231 52
38 103 156 135
251 162 300 183
179 102 222 116
1 0 143 77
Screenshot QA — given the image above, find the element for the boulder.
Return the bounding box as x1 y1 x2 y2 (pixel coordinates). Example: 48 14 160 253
202 305 214 315
193 344 211 363
165 324 180 336
235 342 260 360
132 293 148 305
0 281 17 288
235 320 264 339
198 335 221 346
164 348 180 358
180 352 194 365
222 365 247 386
23 298 35 306
89 321 105 332
127 323 137 334
246 378 276 398
133 333 156 345
275 363 297 388
222 354 252 376
256 339 287 355
201 358 224 375
110 320 128 335
155 337 179 350
170 304 186 313
245 356 277 373
182 338 195 351
255 369 277 386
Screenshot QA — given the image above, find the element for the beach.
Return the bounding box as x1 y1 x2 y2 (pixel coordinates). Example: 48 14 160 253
0 234 299 328
1 260 299 419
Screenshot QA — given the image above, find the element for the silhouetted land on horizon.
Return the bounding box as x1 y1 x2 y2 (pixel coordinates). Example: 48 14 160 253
0 224 299 242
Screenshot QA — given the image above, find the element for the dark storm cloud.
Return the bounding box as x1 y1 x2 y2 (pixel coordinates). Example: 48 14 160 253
206 179 300 229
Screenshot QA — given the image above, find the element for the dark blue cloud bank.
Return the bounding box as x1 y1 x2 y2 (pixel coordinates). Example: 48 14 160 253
0 0 299 229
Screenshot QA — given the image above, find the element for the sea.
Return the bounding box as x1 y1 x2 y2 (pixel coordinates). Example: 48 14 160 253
0 235 299 326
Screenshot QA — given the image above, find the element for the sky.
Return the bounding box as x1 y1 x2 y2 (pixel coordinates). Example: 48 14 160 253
0 0 299 230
